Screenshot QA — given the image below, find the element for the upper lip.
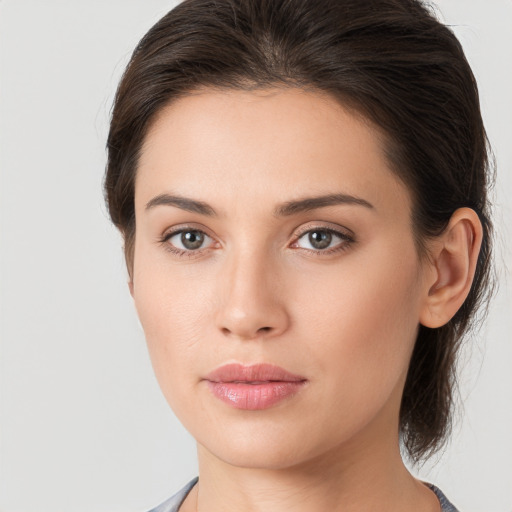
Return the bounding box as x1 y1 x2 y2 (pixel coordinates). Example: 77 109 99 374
205 363 306 383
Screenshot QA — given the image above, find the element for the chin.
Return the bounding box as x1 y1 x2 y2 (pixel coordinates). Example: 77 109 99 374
205 438 314 470
193 415 338 471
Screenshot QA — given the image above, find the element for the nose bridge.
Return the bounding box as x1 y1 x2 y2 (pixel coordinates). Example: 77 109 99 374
216 241 288 340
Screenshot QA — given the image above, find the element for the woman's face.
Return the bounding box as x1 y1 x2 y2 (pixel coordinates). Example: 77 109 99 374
132 87 431 469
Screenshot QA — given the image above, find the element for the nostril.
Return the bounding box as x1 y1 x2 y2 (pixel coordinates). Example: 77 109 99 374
220 325 272 338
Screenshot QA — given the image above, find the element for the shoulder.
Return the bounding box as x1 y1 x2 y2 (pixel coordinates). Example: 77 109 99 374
426 483 460 512
146 477 199 512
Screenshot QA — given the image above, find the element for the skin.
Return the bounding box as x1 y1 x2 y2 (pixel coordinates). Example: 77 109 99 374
131 87 482 512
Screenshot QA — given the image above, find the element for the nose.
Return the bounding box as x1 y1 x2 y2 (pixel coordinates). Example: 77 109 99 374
215 247 290 341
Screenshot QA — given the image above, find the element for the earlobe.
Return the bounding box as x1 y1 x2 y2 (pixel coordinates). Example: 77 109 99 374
128 280 134 298
420 208 483 328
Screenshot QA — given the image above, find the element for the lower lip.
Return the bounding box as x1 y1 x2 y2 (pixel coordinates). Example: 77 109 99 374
206 381 305 410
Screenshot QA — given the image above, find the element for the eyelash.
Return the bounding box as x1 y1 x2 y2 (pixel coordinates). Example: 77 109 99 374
159 225 355 258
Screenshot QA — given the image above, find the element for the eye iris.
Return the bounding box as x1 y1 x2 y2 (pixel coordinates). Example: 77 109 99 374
309 230 332 249
181 231 204 250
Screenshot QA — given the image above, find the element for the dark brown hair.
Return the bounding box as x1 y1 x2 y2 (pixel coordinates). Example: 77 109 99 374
104 0 494 462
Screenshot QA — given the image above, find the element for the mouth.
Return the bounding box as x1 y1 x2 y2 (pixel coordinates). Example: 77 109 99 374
204 363 307 410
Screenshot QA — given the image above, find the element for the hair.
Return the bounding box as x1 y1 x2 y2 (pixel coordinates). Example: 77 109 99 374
104 0 494 463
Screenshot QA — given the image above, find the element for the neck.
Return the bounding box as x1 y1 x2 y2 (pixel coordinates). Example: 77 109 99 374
185 429 439 512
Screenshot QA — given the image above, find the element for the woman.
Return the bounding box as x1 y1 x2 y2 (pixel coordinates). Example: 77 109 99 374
104 0 494 510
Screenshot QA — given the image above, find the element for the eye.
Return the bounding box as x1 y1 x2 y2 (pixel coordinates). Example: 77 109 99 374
293 227 353 253
161 228 214 255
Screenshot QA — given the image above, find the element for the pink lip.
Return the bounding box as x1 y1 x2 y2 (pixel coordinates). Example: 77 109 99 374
204 363 307 410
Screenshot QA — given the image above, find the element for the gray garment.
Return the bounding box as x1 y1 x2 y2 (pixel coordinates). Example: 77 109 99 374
147 476 459 512
426 483 459 512
147 478 197 512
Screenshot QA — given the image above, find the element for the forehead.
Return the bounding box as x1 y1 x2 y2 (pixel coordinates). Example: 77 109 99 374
136 87 411 217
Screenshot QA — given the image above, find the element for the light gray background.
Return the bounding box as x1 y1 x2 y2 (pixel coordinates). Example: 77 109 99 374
0 1 510 511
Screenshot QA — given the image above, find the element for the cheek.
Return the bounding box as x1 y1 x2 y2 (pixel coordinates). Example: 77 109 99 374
295 241 422 404
132 250 217 402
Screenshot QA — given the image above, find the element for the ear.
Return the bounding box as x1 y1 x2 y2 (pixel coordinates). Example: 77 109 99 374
420 207 483 328
128 279 134 298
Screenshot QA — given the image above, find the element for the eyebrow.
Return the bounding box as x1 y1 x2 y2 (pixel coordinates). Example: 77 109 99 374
145 192 375 217
275 193 374 216
146 194 216 216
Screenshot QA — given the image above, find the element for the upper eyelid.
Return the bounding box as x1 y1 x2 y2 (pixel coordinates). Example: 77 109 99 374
162 223 352 239
162 223 213 239
293 223 354 240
